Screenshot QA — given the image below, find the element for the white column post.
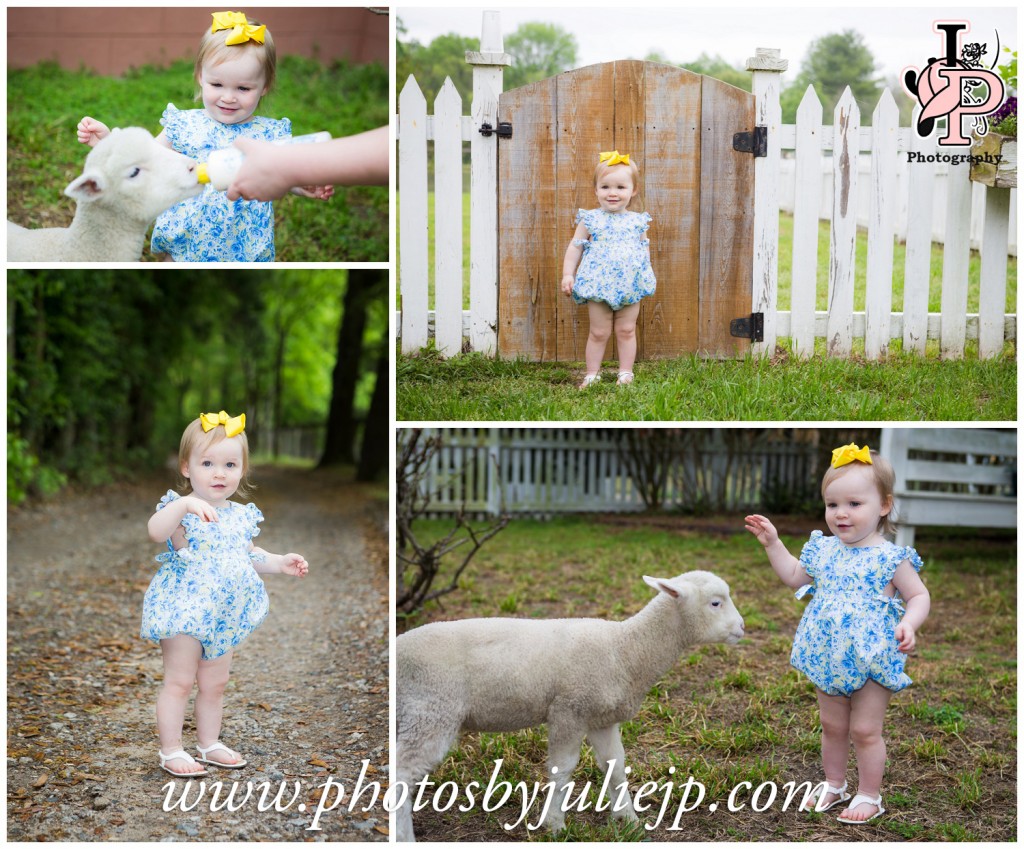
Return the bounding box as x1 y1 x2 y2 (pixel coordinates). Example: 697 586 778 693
466 11 511 355
745 47 787 357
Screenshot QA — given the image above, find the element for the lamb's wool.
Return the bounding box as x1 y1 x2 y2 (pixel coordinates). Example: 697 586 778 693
7 127 202 262
396 570 745 841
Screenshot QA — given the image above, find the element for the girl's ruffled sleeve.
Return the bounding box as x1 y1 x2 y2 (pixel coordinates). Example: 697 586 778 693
573 209 593 246
256 115 293 142
895 544 924 574
159 103 186 150
155 489 180 511
638 211 652 233
798 529 825 578
244 502 265 541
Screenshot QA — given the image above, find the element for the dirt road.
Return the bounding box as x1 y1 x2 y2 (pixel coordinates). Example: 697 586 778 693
7 466 389 841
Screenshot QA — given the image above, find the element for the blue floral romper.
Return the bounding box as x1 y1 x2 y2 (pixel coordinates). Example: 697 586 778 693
151 104 292 262
571 208 657 310
791 530 924 696
141 490 270 659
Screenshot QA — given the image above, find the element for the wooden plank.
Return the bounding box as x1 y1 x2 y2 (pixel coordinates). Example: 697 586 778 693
826 87 859 357
497 75 558 360
698 76 754 357
978 186 1011 358
940 159 972 358
398 76 429 353
554 63 616 363
433 78 464 357
791 85 822 358
902 105 934 355
864 89 898 360
643 62 701 359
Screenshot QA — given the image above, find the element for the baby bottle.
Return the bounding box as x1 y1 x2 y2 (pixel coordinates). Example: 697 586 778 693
196 131 332 191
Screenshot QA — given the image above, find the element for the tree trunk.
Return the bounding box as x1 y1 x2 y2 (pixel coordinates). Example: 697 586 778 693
356 349 388 482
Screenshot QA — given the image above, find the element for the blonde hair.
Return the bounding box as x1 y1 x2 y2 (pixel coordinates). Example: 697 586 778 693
821 449 898 538
593 158 645 212
194 15 277 100
177 417 254 498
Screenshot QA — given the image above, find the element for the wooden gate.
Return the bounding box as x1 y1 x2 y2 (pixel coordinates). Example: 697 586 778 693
497 60 755 361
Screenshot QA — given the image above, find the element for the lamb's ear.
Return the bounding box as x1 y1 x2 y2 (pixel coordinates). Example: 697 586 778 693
643 575 688 600
65 172 106 202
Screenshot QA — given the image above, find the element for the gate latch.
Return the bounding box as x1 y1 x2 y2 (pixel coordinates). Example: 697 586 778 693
730 312 764 342
479 121 513 139
733 126 767 157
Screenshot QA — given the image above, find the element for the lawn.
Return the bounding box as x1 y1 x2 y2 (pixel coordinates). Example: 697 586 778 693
7 57 388 262
397 343 1016 421
400 515 1016 842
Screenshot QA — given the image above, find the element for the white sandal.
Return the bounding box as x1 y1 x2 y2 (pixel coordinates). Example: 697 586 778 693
578 373 601 389
159 749 208 778
836 792 885 824
196 741 247 769
616 371 634 385
802 779 849 812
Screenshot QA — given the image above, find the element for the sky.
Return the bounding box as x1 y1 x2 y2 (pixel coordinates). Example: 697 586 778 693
397 4 1018 85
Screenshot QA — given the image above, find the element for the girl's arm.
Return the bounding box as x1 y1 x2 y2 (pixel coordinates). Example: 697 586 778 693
561 222 589 295
891 560 930 652
249 545 309 577
154 129 174 150
147 496 217 543
743 514 812 589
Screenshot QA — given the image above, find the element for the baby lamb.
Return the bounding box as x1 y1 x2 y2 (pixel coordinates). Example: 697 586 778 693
396 570 745 841
7 127 201 262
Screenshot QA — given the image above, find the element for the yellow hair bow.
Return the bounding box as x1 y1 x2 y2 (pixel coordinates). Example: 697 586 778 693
200 410 246 438
831 443 872 468
211 11 266 46
599 150 630 167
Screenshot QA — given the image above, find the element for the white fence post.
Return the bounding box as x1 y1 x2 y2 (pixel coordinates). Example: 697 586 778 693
826 87 860 357
940 160 972 358
978 186 1011 359
465 11 510 356
901 105 935 355
791 85 822 358
398 76 429 353
746 48 787 357
434 78 464 357
864 89 899 360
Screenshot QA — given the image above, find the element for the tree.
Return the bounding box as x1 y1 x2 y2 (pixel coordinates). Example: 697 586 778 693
649 52 751 92
320 268 387 468
397 29 477 107
355 349 388 482
504 22 578 89
781 30 883 124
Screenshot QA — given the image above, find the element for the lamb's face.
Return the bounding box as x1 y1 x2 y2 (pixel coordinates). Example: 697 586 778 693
66 128 203 221
646 571 745 645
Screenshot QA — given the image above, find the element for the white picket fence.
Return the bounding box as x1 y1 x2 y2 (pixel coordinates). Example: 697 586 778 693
414 428 820 516
398 12 1016 360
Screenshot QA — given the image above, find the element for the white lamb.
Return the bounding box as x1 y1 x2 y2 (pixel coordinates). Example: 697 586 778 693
396 570 745 841
7 127 201 262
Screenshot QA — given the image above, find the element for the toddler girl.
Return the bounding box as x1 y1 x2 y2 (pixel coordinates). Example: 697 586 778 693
561 150 656 388
77 11 332 262
744 443 930 824
142 410 308 777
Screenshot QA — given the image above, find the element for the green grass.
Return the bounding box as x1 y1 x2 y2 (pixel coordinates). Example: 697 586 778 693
397 342 1016 421
401 516 1016 842
7 56 388 262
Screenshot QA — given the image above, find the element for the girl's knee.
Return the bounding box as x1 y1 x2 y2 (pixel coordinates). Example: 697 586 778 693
819 713 849 739
615 323 637 342
849 721 884 748
161 677 195 700
588 326 612 345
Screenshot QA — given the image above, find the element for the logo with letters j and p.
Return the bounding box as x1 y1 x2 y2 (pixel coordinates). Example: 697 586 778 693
902 21 1006 146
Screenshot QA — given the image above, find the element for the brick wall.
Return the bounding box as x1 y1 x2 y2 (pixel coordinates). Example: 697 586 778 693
7 6 389 75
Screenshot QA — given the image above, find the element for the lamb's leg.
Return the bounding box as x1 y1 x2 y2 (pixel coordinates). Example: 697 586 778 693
396 716 461 842
588 724 640 822
542 718 586 833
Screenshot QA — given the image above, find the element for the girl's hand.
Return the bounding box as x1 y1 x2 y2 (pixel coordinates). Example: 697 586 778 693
280 553 309 577
77 116 111 147
183 496 218 523
290 185 334 200
744 514 779 547
894 621 916 653
561 275 575 296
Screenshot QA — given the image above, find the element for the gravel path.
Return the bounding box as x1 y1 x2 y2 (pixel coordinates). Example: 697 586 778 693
7 467 389 841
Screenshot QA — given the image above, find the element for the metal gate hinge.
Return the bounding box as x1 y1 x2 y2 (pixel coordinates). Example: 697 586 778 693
479 121 513 139
733 125 767 157
730 312 764 342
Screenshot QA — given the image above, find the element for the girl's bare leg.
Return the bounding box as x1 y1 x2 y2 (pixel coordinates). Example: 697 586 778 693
840 680 892 820
584 301 614 377
811 688 852 809
613 302 641 375
195 650 243 765
157 635 204 774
